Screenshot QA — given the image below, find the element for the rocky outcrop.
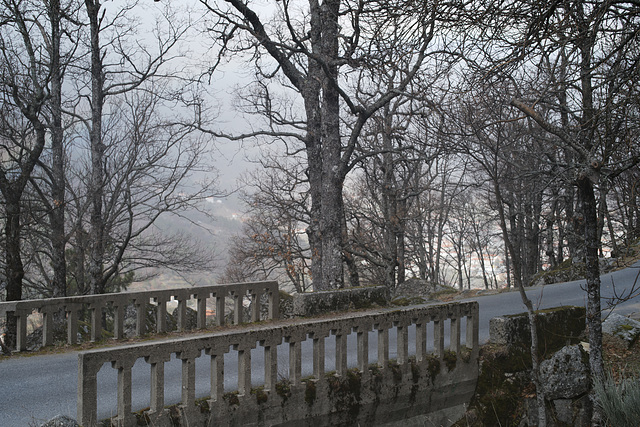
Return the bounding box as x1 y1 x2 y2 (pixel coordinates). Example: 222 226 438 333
539 345 590 400
39 415 79 427
602 313 640 346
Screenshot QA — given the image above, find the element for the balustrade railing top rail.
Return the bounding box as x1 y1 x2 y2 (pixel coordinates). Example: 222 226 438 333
77 300 479 427
0 281 279 351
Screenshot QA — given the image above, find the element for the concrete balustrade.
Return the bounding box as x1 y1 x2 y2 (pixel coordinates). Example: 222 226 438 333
0 281 279 351
77 301 479 427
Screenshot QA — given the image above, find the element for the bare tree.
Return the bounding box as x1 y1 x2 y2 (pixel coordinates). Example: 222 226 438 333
199 0 457 290
0 0 54 345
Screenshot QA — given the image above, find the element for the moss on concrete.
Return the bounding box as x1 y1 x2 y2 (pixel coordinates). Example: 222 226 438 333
452 344 530 427
275 379 292 405
223 391 240 407
327 368 363 425
443 350 458 372
251 386 269 405
425 354 441 383
304 379 317 406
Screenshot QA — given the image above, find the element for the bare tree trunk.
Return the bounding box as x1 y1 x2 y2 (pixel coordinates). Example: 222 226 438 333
318 0 344 290
85 0 106 295
4 196 24 349
49 0 66 297
494 180 547 426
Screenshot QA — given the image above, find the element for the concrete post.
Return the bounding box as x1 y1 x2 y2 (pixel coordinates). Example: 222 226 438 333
268 288 279 320
215 293 225 326
155 297 167 333
206 346 227 402
310 331 328 379
285 330 305 386
134 298 146 336
176 297 187 332
450 316 460 355
196 292 208 329
177 348 201 411
15 310 28 351
396 321 409 365
433 317 445 359
415 321 427 362
355 325 371 373
260 338 279 391
78 354 99 427
250 290 261 322
112 357 137 426
333 327 349 376
112 299 126 340
41 307 54 347
232 291 243 325
467 312 479 353
376 322 391 367
65 304 80 345
145 354 171 416
89 301 102 342
236 342 256 395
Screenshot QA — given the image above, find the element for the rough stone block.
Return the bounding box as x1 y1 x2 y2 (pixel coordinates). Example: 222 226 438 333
540 345 590 400
489 306 586 357
602 313 640 346
293 286 390 317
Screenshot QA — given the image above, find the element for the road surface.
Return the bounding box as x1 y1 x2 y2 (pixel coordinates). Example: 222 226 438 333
1 260 639 425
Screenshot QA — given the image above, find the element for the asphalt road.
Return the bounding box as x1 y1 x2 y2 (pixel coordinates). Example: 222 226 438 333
1 260 639 426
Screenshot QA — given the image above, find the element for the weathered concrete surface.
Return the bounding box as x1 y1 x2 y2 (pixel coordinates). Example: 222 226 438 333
293 286 390 317
78 301 479 427
489 305 585 356
0 281 278 351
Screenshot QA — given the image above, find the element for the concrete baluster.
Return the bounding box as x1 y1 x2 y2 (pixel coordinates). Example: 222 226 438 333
268 287 279 320
332 326 349 376
112 298 126 340
112 356 137 426
205 345 227 402
232 291 243 325
196 291 208 329
376 322 391 367
309 330 329 379
89 301 103 342
14 309 29 351
177 347 201 411
235 341 257 395
415 320 428 362
450 315 460 355
395 320 410 365
215 292 226 326
145 353 171 417
134 298 146 336
354 324 371 373
65 303 81 345
285 330 305 386
260 337 280 391
433 316 445 359
77 355 100 427
250 289 261 322
466 309 479 353
155 296 168 333
176 295 188 332
40 306 54 347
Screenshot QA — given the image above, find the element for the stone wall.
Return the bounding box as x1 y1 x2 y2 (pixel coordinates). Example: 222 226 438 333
489 305 586 357
292 286 390 317
456 306 590 426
